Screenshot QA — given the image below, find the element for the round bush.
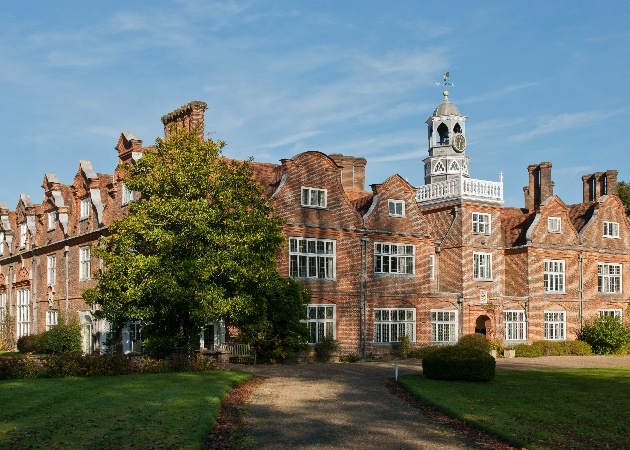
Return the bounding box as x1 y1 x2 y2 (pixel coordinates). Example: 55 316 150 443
422 345 496 381
566 340 593 355
17 334 41 353
458 333 491 352
578 316 630 355
38 323 82 354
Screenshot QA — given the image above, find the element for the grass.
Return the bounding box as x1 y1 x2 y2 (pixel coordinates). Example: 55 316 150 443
398 368 630 450
0 370 251 450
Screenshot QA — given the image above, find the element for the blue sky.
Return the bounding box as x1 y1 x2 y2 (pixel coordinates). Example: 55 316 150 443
1 1 629 208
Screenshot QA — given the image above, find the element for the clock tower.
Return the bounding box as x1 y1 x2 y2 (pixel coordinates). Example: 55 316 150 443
423 87 470 185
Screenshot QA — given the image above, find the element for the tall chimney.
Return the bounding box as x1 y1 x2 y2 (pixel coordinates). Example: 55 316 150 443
161 101 208 140
328 154 367 192
582 170 618 201
523 162 554 211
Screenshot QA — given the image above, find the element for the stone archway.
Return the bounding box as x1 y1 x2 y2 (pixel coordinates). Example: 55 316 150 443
475 315 492 336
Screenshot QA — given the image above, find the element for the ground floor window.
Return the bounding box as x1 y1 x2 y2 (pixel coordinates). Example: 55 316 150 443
17 288 30 338
598 309 622 320
544 311 565 341
46 310 59 331
430 310 457 343
374 308 415 343
504 310 526 341
0 292 6 331
303 304 335 343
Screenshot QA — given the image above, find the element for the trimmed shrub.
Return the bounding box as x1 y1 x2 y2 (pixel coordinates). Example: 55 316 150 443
314 336 338 361
566 340 593 356
339 353 360 363
458 333 491 352
38 323 82 354
398 335 413 358
422 345 496 381
17 334 41 353
0 354 41 379
578 316 630 355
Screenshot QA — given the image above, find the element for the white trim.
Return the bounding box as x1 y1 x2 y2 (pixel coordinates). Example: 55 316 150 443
300 186 327 208
302 304 336 344
548 216 562 233
544 310 566 341
473 252 492 280
472 212 491 235
374 308 415 343
603 221 620 238
430 309 458 343
504 310 527 341
544 259 565 293
598 262 622 293
374 242 415 275
388 199 405 217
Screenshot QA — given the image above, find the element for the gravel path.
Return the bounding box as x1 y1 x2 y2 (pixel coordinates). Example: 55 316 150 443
233 356 630 449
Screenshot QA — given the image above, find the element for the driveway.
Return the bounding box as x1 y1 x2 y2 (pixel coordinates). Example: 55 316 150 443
235 356 630 449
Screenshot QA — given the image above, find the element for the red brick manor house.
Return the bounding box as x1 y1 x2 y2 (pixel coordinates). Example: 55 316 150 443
0 93 628 355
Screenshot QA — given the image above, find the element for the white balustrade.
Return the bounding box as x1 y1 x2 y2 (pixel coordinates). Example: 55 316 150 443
416 176 503 205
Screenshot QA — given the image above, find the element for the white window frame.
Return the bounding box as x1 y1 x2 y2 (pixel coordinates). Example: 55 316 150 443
47 254 57 286
301 187 327 209
598 309 622 320
374 308 415 343
17 288 30 338
429 255 435 281
598 263 622 294
0 292 6 330
603 221 620 238
544 259 565 293
430 310 458 344
548 217 562 233
46 310 59 331
544 311 566 341
388 200 405 217
302 304 336 344
504 310 527 341
80 246 91 280
122 183 135 206
20 222 27 248
47 211 57 231
289 237 335 280
473 252 492 280
80 197 91 220
0 232 4 256
374 243 415 275
472 212 491 235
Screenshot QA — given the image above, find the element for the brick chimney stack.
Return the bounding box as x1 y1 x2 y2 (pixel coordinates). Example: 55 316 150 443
161 101 208 140
523 162 554 212
582 170 618 202
328 154 367 192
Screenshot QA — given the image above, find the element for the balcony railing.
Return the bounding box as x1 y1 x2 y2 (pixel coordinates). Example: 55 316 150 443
416 175 503 205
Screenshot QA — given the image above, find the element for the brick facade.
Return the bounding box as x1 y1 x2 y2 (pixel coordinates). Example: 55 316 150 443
0 99 628 355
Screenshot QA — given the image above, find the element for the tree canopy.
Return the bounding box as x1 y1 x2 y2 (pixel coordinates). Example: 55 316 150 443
83 127 308 357
617 181 630 216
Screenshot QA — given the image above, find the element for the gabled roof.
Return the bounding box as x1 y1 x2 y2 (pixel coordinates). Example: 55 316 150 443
347 191 374 216
568 201 596 233
501 207 534 247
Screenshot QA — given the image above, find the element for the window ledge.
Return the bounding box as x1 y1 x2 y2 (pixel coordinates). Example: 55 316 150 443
374 273 415 278
300 205 328 210
473 278 493 282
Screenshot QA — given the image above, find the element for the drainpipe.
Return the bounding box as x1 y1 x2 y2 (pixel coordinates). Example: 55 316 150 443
360 235 368 357
32 256 37 334
578 253 584 329
64 245 70 320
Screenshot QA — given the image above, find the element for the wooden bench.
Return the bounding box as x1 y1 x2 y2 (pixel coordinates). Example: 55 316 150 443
225 343 256 365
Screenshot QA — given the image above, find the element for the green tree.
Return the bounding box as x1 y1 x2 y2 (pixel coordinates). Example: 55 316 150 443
617 181 630 216
84 127 307 356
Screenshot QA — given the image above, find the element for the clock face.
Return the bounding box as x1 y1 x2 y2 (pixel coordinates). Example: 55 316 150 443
452 134 466 153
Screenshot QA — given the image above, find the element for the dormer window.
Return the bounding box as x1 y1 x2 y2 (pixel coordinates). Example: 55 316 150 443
603 221 620 238
548 217 561 233
388 200 405 217
48 211 57 231
20 223 27 248
80 198 90 220
301 187 327 209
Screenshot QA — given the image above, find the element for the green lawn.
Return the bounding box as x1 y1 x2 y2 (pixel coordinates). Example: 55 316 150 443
0 370 251 450
398 368 630 450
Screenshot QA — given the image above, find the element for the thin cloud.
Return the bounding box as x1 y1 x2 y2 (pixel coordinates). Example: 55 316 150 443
509 111 615 143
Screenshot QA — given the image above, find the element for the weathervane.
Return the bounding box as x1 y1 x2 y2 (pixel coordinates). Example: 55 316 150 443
435 71 453 99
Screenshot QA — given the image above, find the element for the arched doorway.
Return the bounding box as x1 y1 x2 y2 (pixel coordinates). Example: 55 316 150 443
475 315 492 336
